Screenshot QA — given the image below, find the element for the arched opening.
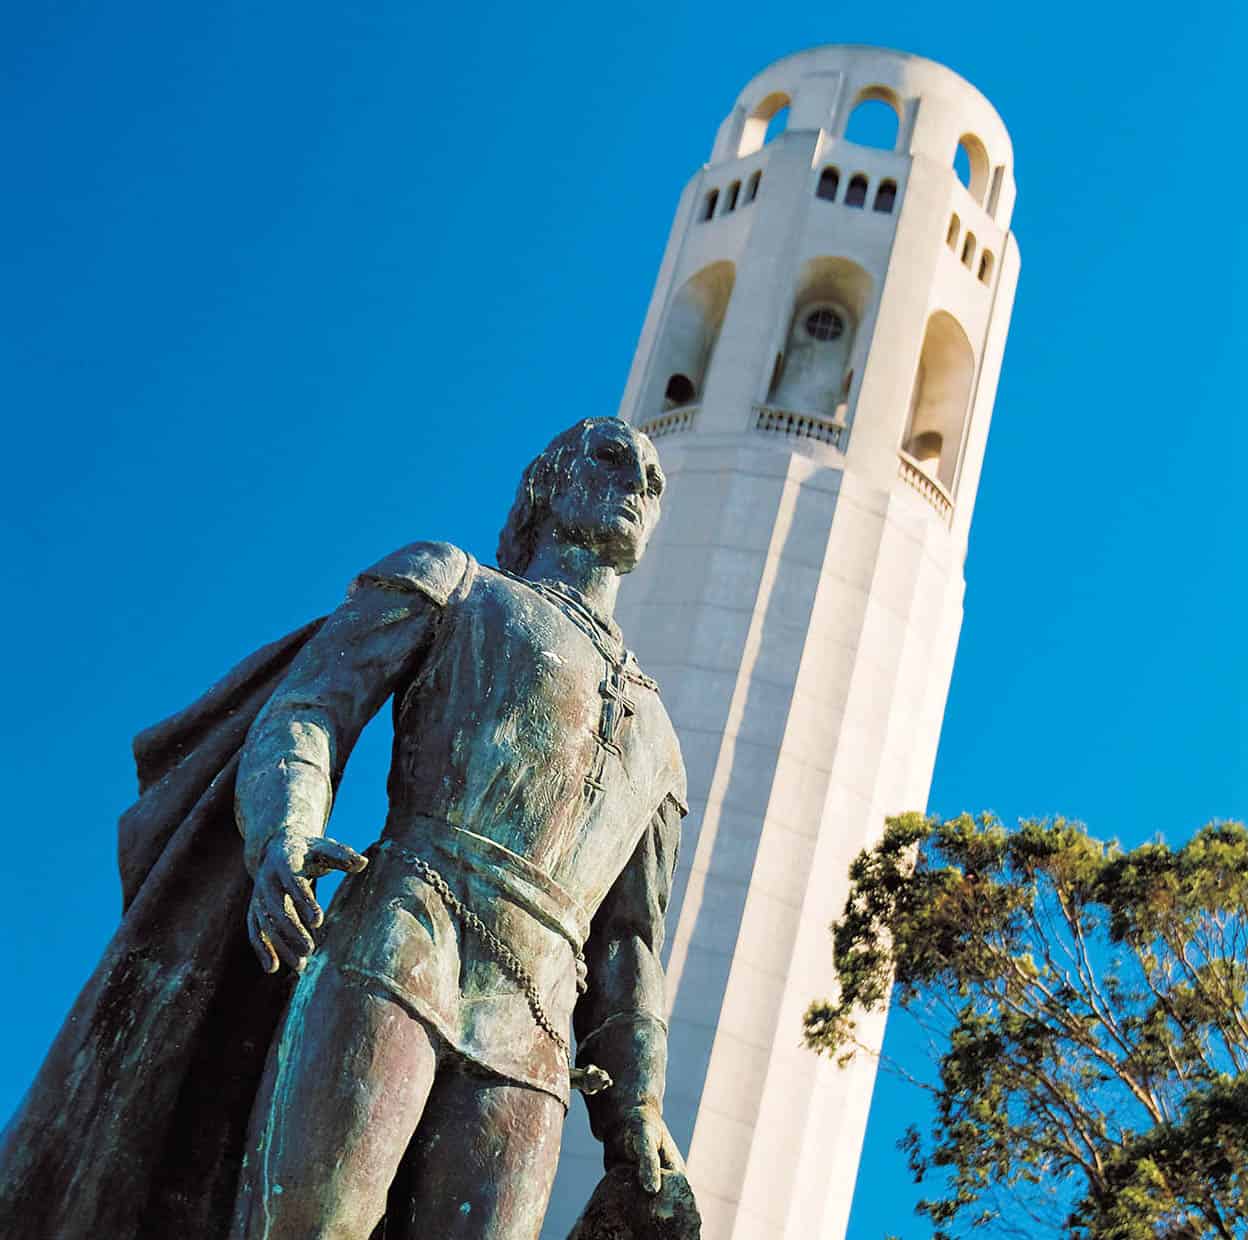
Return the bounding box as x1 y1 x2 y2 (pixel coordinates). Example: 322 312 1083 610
873 179 897 213
844 90 900 151
737 91 792 158
767 256 873 425
725 180 741 213
961 232 977 268
744 169 762 204
816 167 840 201
702 189 719 222
946 214 960 250
953 133 990 204
978 250 995 284
953 144 971 188
901 310 975 492
664 374 696 407
845 174 868 208
644 261 736 417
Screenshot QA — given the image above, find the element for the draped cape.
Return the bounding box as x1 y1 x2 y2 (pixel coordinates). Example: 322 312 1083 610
0 619 326 1239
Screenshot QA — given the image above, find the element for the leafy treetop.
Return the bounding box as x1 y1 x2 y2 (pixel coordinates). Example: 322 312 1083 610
805 813 1248 1239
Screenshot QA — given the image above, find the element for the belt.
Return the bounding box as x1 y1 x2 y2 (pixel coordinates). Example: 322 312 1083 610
375 816 610 1094
382 814 592 953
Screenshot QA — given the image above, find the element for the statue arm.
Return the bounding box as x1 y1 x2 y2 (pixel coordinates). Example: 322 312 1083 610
574 791 685 1191
235 581 437 872
235 540 470 972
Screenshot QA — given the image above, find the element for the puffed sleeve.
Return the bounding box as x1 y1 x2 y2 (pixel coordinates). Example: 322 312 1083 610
573 790 684 1143
234 541 470 874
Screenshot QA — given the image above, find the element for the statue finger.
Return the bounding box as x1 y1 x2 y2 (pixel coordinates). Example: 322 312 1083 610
258 879 315 964
281 893 317 955
248 908 280 974
305 836 369 877
263 908 311 973
285 874 324 929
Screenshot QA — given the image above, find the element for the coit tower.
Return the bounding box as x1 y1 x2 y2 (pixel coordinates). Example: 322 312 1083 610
545 44 1019 1240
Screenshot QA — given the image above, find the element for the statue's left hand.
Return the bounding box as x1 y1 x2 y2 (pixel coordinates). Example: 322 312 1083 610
607 1104 686 1195
247 831 368 974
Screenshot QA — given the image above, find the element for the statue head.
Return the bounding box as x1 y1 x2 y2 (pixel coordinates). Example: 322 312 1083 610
497 417 665 576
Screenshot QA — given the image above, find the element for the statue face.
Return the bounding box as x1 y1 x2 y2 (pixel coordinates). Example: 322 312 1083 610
547 422 665 572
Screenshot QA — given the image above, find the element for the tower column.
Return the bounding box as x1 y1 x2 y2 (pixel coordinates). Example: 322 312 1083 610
543 44 1019 1240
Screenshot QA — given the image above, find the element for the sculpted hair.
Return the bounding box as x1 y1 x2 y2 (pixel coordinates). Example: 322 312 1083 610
496 417 624 574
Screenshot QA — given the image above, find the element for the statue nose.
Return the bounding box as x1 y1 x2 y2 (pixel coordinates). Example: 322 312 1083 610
624 454 647 494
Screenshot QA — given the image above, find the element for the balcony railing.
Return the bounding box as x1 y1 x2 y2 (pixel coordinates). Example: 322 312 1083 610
897 452 954 523
753 405 846 450
638 405 699 440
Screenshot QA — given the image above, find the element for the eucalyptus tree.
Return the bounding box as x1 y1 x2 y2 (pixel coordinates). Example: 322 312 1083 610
806 813 1248 1238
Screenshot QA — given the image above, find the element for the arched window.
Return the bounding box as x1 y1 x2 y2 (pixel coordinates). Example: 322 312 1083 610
702 189 719 221
953 134 990 205
844 91 900 151
645 261 735 418
953 144 971 188
737 92 792 158
805 308 845 340
961 232 977 268
845 174 868 208
873 179 897 213
816 167 840 201
725 180 741 213
978 250 995 284
946 214 960 249
902 311 975 492
744 169 762 204
664 374 697 408
768 256 873 424
764 106 789 145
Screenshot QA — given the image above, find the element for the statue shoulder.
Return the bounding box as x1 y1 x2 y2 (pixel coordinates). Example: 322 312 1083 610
350 540 477 608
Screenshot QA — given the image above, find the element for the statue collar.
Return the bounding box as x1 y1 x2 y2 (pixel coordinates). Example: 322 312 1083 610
528 577 622 646
493 567 658 692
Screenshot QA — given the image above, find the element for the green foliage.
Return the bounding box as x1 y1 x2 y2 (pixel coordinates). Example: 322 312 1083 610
805 814 1248 1238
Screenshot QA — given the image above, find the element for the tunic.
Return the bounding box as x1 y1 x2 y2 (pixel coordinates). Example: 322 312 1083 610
235 541 687 1108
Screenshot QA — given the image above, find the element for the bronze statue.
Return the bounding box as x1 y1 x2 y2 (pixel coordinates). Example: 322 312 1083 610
0 418 696 1239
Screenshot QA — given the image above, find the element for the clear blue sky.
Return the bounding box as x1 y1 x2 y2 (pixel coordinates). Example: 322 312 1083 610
2 2 1245 1235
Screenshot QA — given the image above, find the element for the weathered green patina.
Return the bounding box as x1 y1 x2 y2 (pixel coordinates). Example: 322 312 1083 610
0 418 701 1240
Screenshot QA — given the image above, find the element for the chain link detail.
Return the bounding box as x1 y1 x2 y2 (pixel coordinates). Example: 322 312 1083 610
403 851 571 1060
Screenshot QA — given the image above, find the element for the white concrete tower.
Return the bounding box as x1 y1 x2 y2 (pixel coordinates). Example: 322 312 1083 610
544 45 1019 1240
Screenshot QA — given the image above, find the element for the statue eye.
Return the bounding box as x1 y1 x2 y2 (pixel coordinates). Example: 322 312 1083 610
595 442 627 465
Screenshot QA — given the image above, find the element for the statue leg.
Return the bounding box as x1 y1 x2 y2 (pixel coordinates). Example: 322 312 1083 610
385 1059 566 1240
230 956 440 1240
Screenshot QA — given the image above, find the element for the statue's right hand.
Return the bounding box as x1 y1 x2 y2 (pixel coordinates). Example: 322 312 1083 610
247 832 369 975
